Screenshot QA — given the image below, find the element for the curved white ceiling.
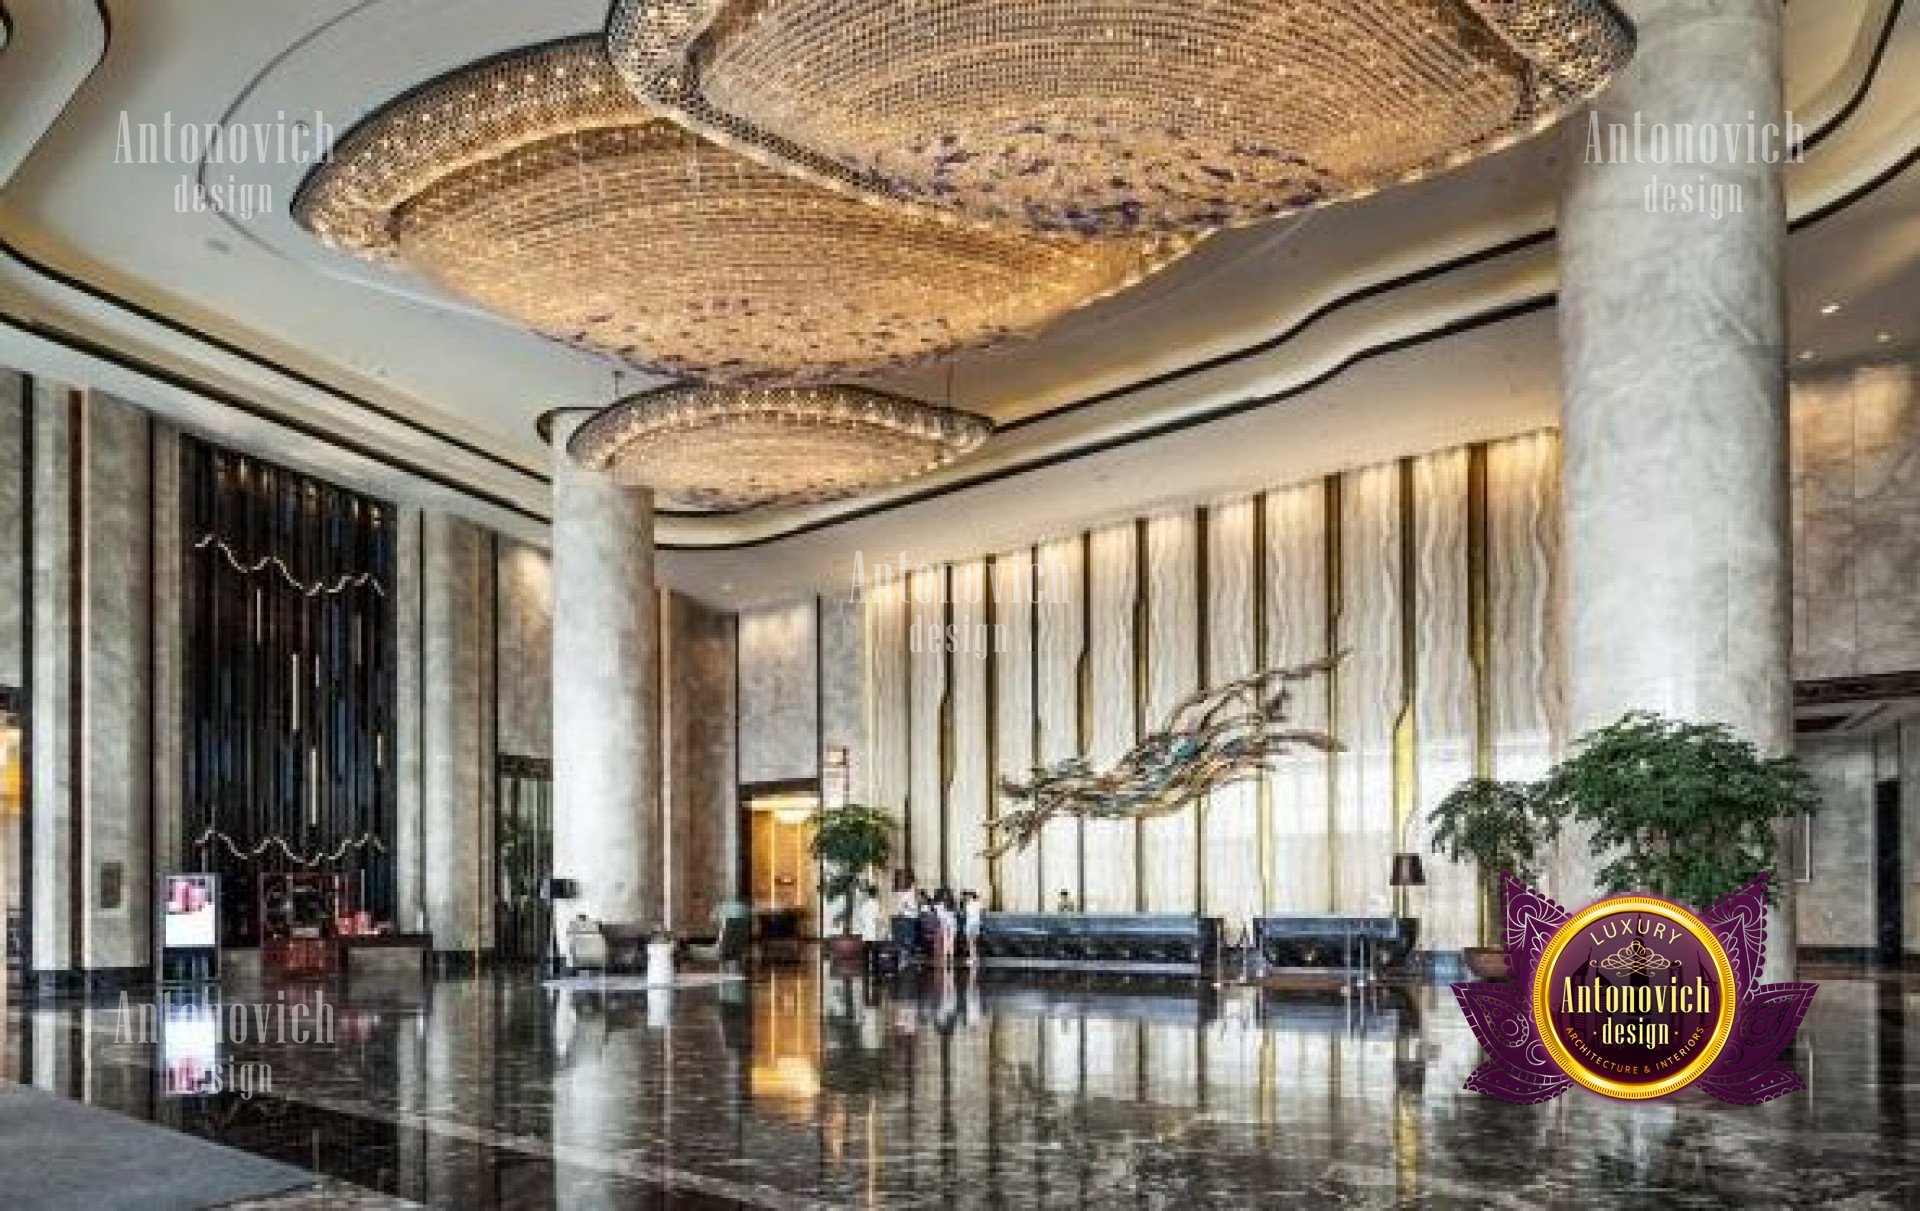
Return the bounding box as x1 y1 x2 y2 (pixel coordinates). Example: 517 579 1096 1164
0 0 1916 601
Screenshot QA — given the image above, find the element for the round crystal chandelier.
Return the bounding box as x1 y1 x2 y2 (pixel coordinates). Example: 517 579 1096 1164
294 39 1183 383
608 0 1634 237
568 384 994 511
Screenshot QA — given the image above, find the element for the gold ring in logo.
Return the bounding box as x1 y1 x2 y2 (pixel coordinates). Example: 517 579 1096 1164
1531 896 1738 1100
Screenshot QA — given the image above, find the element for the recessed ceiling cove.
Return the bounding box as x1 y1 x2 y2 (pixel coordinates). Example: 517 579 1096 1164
292 38 1186 384
608 0 1636 237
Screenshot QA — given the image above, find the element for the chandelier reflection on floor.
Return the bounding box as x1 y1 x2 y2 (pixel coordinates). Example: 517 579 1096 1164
568 383 994 511
293 39 1183 384
608 0 1634 237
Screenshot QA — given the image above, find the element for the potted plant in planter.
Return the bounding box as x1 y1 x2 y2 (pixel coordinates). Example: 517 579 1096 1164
808 803 894 968
1430 777 1553 980
1535 711 1818 911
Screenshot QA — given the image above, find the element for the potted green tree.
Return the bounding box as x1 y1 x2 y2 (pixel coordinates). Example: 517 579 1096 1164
1429 777 1553 980
1535 712 1818 910
808 803 895 968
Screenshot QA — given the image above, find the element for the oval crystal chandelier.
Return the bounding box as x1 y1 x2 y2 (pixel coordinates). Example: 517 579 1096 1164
608 0 1634 237
568 384 994 511
294 39 1184 383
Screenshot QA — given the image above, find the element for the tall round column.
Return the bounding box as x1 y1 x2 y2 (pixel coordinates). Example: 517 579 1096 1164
551 416 661 930
1560 1 1794 972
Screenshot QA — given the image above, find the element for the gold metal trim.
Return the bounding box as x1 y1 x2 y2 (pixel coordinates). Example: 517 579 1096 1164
1253 493 1272 912
1324 476 1343 911
984 555 1002 910
938 566 955 887
1391 458 1417 919
1194 505 1211 913
1531 897 1738 1100
1467 444 1495 943
1030 544 1044 910
1133 517 1150 911
1077 532 1092 906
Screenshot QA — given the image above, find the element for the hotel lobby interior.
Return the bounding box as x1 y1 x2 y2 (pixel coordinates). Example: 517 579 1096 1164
2 0 1919 1206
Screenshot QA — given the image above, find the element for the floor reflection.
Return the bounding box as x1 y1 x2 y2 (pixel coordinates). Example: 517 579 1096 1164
5 963 1918 1207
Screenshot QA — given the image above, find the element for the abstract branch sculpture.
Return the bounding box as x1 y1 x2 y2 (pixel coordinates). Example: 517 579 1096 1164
984 658 1342 859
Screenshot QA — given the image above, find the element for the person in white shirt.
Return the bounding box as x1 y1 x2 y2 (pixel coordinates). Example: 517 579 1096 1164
856 886 888 973
960 890 984 966
932 889 958 968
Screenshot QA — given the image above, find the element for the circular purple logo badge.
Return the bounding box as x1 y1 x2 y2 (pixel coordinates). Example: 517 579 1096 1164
1531 896 1738 1099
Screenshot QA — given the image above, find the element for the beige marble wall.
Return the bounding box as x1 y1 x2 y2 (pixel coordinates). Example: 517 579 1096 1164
664 591 737 930
421 512 496 954
738 600 818 787
26 386 160 976
496 539 553 760
1792 363 1920 680
1794 736 1876 948
0 372 22 688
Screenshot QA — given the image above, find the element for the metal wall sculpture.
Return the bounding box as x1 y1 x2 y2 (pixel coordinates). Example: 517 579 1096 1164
985 659 1340 859
181 439 398 944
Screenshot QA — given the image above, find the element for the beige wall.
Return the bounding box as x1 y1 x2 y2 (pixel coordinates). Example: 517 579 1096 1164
1792 363 1920 681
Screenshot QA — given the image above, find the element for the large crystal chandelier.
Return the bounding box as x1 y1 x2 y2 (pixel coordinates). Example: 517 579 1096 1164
294 39 1182 383
568 384 994 511
608 0 1634 237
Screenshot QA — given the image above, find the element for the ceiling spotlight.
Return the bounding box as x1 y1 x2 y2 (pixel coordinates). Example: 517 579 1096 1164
1877 333 1894 345
1797 351 1817 363
1819 302 1842 316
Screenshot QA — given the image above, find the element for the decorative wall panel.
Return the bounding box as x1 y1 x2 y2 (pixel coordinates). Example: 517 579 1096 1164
907 570 947 883
1035 537 1084 908
1143 513 1199 912
857 432 1563 951
1486 434 1562 783
991 554 1038 910
1204 498 1261 929
1084 524 1138 912
181 437 397 944
866 585 909 841
1332 465 1402 916
738 602 818 785
1410 450 1478 951
947 561 991 895
1791 364 1920 680
1266 484 1330 915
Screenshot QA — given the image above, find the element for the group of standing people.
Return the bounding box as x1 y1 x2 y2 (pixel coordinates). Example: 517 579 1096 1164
871 873 982 969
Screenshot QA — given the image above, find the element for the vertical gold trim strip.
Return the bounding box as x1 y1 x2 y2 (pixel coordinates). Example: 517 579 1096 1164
1392 458 1418 919
902 569 916 878
939 566 955 888
1133 517 1149 911
984 555 1001 910
1253 492 1271 912
1324 475 1343 912
1194 505 1210 913
1467 443 1494 942
1077 531 1091 907
1030 545 1044 911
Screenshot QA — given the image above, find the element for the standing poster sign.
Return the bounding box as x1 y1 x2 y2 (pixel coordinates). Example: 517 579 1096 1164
159 873 220 983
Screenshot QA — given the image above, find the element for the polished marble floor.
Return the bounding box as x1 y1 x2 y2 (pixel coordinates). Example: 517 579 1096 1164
4 960 1917 1208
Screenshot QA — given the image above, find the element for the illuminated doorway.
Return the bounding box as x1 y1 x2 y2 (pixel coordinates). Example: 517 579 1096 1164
743 781 820 942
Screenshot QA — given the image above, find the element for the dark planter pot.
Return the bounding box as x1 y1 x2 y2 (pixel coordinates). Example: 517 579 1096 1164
827 935 867 969
1464 947 1510 981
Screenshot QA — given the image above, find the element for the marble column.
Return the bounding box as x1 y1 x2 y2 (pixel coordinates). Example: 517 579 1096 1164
551 418 661 930
1560 1 1794 971
420 512 495 956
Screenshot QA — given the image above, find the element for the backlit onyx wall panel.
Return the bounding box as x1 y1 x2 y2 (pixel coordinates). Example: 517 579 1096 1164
859 432 1565 949
182 438 397 944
